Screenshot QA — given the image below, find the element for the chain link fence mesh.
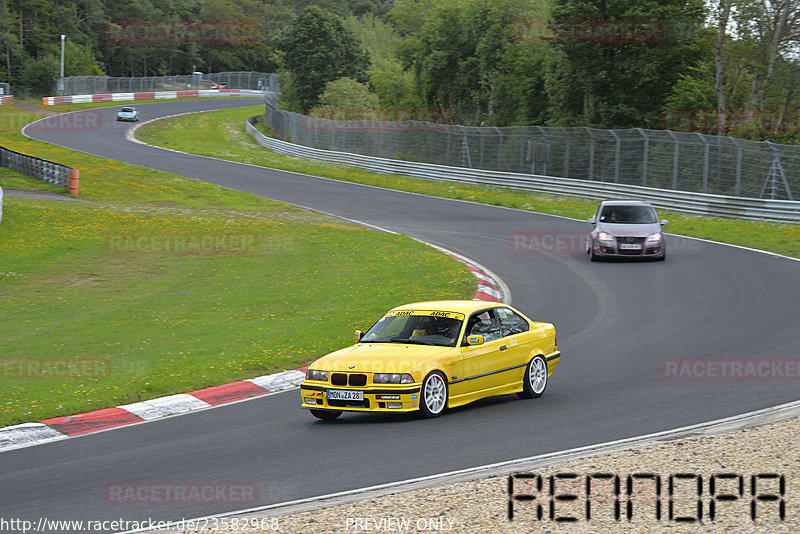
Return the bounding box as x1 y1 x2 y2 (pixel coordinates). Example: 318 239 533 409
60 72 279 96
263 100 797 201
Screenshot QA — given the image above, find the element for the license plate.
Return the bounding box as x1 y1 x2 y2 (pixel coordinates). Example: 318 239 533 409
619 243 642 250
327 389 364 401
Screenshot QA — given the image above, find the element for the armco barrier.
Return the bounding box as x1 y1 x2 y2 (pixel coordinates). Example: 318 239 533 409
42 88 267 106
0 145 78 194
245 117 800 224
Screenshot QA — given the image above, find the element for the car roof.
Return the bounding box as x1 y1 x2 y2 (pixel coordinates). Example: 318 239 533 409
390 300 506 314
599 199 654 207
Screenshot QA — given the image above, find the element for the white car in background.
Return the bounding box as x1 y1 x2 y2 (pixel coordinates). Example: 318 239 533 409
116 107 139 122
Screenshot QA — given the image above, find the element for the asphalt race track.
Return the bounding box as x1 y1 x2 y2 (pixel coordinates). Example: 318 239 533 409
3 99 799 531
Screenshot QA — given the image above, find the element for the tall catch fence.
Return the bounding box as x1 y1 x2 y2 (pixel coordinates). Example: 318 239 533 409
263 101 797 201
60 72 279 96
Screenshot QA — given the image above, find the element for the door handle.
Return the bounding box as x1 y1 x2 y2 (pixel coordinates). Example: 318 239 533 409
500 345 507 351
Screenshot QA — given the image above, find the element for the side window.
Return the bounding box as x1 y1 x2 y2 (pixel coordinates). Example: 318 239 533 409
466 309 502 343
497 307 529 337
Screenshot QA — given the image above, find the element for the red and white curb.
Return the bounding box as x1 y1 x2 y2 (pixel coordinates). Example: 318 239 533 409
41 89 263 106
0 369 307 452
0 255 506 452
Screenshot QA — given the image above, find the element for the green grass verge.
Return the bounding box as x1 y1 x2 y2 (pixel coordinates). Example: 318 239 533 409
137 106 800 259
0 104 475 426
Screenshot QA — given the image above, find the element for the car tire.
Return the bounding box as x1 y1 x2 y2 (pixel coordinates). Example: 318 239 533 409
589 247 599 262
518 355 548 398
419 371 448 418
310 409 341 421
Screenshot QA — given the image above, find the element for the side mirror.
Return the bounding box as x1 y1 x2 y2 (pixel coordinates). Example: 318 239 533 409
467 334 484 346
660 220 669 226
587 217 596 225
355 330 365 342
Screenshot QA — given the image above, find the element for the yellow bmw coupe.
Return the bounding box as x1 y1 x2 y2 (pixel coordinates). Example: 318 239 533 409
301 300 560 420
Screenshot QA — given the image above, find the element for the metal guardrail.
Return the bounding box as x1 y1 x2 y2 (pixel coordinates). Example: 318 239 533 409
246 117 800 224
1 146 76 191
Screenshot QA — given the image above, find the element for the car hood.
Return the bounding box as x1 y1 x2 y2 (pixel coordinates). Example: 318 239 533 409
596 222 660 237
310 343 453 374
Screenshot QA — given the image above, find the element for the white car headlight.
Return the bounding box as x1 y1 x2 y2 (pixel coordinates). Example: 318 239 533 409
373 373 414 384
598 232 616 243
306 369 328 381
646 232 663 242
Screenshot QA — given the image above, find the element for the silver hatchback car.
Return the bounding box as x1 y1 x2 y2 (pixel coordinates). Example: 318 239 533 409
587 200 668 261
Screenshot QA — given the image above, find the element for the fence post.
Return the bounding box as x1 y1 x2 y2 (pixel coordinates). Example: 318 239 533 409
536 126 548 175
636 128 649 186
610 130 620 182
696 133 710 193
666 130 680 190
729 136 743 197
585 127 595 180
68 169 79 195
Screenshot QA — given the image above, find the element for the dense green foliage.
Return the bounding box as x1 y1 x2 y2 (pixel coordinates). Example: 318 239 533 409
1 0 798 141
280 7 370 111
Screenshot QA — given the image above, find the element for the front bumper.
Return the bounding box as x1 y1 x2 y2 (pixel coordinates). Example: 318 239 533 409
300 382 422 413
591 240 664 259
117 116 137 121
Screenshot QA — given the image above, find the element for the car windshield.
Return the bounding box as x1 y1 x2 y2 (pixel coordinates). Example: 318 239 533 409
360 312 463 347
599 205 657 224
120 108 134 112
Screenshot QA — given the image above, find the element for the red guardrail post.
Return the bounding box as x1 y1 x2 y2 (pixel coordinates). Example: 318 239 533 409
68 169 79 195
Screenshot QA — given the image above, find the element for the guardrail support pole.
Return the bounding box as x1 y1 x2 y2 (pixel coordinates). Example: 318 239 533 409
68 169 79 195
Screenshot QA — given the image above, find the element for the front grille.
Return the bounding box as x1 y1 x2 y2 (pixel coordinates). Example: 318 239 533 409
617 236 645 255
328 398 371 408
349 374 367 386
330 373 368 386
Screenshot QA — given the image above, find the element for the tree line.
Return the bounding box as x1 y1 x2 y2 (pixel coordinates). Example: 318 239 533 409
1 0 798 142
